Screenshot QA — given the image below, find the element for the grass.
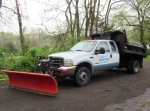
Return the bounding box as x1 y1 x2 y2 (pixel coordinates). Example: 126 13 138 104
144 55 150 61
0 73 8 79
0 72 8 84
0 73 8 84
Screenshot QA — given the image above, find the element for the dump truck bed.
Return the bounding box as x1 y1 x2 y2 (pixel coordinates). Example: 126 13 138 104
90 30 147 57
123 43 147 57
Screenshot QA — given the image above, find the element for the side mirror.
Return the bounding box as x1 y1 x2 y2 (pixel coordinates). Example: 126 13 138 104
95 47 105 54
100 48 105 54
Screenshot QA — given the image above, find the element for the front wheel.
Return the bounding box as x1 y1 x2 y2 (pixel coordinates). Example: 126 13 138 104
75 67 91 87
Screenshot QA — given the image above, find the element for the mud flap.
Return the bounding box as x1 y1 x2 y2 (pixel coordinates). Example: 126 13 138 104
2 70 58 97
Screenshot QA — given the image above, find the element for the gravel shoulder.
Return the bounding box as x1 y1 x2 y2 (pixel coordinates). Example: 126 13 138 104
104 88 150 111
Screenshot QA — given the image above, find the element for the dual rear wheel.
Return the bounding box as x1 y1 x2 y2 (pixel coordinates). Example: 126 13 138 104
126 60 140 74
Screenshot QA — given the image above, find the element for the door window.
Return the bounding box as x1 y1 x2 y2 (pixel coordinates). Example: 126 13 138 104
96 41 110 52
109 41 117 52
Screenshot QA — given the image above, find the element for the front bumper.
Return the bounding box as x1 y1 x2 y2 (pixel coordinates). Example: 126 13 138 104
54 66 76 76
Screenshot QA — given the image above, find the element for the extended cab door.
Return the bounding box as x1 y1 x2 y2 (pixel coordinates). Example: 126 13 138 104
109 41 120 68
93 41 119 71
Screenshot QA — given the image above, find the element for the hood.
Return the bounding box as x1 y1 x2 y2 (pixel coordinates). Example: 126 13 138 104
48 51 90 59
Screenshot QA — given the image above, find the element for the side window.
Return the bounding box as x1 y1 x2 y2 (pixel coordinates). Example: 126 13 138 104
96 41 110 52
109 41 117 52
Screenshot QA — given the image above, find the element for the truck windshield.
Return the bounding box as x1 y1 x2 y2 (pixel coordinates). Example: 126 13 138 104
70 41 98 52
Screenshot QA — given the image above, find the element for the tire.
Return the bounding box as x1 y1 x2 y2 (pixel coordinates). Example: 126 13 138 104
130 60 140 74
126 60 133 73
75 67 91 87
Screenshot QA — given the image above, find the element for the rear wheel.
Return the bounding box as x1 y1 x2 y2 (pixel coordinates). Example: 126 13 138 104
126 60 133 73
75 67 90 87
130 60 140 74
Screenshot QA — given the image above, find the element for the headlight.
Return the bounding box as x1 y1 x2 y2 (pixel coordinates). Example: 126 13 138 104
64 59 73 67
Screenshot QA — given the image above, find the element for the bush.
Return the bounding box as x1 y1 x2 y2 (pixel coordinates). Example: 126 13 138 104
11 48 39 72
9 47 52 72
147 49 150 55
0 60 4 70
11 56 37 72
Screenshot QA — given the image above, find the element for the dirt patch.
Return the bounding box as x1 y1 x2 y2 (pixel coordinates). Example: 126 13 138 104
0 79 8 84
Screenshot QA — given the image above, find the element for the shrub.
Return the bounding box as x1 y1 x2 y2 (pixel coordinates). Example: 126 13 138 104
147 49 150 55
10 47 51 72
11 56 37 72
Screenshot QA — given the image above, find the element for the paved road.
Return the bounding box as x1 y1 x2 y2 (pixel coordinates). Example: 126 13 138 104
0 61 150 111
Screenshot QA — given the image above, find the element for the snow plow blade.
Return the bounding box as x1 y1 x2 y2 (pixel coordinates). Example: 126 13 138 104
2 70 58 97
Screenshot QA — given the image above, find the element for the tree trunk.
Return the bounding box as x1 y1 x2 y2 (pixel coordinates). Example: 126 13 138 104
104 0 111 31
139 26 144 44
75 0 80 37
95 0 100 33
66 0 74 36
84 0 90 37
0 0 2 8
90 0 97 34
15 0 25 55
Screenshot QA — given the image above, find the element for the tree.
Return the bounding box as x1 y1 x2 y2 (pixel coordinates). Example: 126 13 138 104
15 0 26 55
41 0 120 39
65 0 121 37
5 41 18 53
1 0 26 55
120 0 150 44
0 0 2 8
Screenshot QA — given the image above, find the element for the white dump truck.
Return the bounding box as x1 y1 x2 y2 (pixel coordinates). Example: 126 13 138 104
39 30 147 86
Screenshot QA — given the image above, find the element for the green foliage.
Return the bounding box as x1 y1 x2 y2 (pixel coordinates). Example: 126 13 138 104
4 41 18 54
0 46 51 72
144 55 150 61
11 56 37 72
0 74 8 79
10 47 51 72
0 47 10 57
147 49 150 55
0 33 88 73
0 58 4 70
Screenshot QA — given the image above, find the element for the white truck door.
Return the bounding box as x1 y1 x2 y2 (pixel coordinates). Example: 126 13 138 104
108 41 120 68
93 41 119 71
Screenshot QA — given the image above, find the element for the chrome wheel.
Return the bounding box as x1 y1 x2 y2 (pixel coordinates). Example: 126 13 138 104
134 61 139 73
79 71 88 83
130 60 140 74
75 67 90 86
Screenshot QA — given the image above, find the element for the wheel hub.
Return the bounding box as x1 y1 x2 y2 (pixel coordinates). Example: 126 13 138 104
134 62 139 72
79 72 88 83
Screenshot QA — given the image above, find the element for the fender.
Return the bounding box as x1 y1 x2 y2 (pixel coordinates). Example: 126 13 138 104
76 60 94 73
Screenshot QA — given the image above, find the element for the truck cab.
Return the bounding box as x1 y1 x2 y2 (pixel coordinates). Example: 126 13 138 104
41 39 120 86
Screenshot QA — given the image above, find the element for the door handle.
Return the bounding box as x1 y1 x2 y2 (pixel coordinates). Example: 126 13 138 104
110 54 112 58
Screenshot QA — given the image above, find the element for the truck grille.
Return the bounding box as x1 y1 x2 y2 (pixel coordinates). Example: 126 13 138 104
49 57 64 68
